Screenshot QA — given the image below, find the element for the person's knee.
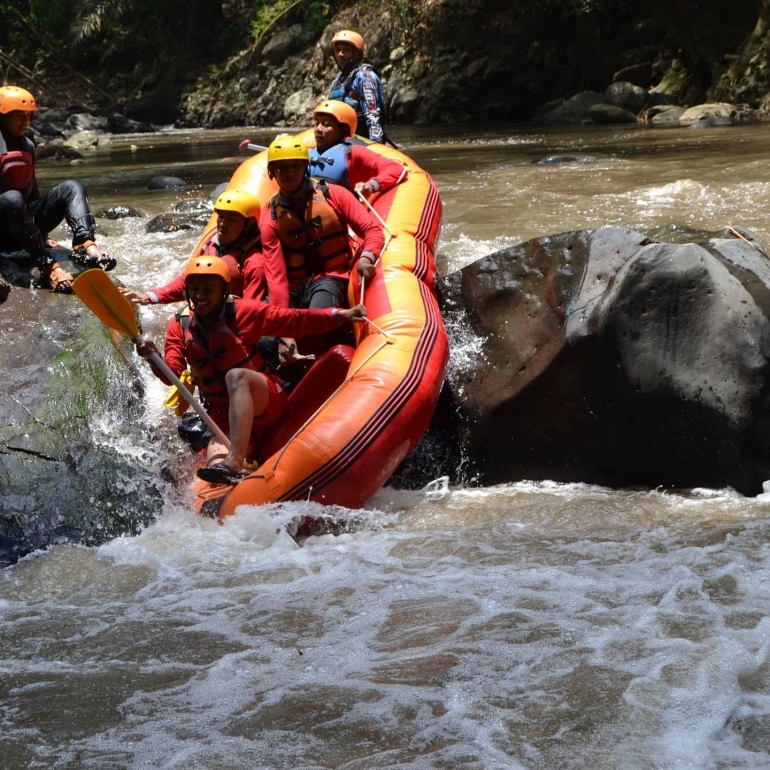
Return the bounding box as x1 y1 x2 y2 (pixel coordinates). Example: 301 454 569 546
226 367 265 394
225 368 249 392
57 179 87 197
0 190 26 214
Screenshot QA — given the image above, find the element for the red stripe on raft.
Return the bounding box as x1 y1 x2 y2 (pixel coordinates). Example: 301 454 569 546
281 283 446 500
412 180 442 284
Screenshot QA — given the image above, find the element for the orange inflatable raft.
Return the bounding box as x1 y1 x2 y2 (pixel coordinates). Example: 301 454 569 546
194 130 448 520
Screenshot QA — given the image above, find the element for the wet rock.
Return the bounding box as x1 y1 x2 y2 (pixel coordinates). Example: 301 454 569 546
679 103 736 127
649 106 687 124
603 81 648 114
146 211 211 233
210 182 229 200
283 87 317 125
589 103 638 124
33 121 66 140
63 130 101 150
36 143 85 162
147 175 187 190
95 205 146 219
0 287 162 566
532 91 605 125
439 225 770 495
0 273 10 303
65 113 109 132
262 24 318 66
170 198 214 215
109 113 155 134
528 155 596 165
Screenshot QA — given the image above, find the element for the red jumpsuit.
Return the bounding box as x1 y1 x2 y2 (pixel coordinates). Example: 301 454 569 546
151 298 343 439
147 234 269 304
259 179 384 306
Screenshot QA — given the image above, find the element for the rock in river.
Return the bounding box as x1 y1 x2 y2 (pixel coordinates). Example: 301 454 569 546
0 285 168 566
439 226 770 495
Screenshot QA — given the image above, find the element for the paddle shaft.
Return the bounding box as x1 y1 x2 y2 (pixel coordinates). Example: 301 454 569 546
145 347 231 449
71 269 232 450
239 139 268 153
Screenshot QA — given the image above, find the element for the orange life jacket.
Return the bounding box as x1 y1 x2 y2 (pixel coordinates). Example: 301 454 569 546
269 180 352 286
176 298 267 405
0 133 35 198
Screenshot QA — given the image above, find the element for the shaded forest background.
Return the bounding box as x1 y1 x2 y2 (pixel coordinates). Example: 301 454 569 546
3 0 770 126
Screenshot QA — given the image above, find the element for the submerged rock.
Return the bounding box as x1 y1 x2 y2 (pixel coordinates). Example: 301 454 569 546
528 155 596 165
0 288 167 566
439 225 770 494
95 205 146 219
148 175 187 190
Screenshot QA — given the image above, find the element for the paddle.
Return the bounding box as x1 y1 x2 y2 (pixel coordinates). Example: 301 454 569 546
238 139 268 153
72 269 231 449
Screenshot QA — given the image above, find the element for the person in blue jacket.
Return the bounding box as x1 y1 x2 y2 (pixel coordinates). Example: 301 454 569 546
329 29 387 144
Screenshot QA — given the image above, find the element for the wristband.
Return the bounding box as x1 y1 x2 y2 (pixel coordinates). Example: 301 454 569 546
331 307 340 318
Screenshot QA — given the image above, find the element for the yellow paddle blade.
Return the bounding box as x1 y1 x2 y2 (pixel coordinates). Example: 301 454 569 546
72 269 141 339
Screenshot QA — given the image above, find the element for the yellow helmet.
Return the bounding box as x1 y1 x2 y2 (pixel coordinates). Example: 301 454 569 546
267 135 309 166
314 100 357 138
185 255 231 288
0 86 37 114
214 190 261 224
331 30 365 57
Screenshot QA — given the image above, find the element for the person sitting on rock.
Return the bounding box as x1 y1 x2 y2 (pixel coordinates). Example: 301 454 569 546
122 190 270 306
0 85 113 295
261 135 384 312
329 29 388 145
309 100 407 199
135 255 366 485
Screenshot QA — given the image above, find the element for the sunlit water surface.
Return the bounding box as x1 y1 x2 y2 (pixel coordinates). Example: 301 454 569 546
4 122 770 769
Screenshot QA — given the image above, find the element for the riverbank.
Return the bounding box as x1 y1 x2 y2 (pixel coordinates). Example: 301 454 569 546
9 1 770 133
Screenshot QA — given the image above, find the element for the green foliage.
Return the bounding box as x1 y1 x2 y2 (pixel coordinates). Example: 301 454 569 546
71 0 132 44
250 0 331 42
0 0 71 73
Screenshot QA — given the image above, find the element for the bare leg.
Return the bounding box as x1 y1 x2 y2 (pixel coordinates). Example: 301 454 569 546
205 438 229 467
206 368 269 472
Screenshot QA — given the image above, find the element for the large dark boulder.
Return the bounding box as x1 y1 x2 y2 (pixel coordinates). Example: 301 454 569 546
0 275 171 566
439 226 770 494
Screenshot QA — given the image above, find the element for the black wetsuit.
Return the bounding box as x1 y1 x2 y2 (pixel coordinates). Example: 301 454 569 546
0 132 96 269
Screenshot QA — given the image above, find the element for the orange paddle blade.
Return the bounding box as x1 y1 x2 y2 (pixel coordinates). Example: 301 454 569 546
72 269 141 339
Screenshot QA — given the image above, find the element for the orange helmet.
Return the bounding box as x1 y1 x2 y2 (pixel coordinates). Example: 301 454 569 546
184 255 231 288
314 100 357 138
331 30 365 57
0 86 37 114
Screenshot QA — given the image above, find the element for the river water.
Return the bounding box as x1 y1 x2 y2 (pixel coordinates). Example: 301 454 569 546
4 123 770 768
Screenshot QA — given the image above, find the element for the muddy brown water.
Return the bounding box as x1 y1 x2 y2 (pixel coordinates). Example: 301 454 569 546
3 122 770 769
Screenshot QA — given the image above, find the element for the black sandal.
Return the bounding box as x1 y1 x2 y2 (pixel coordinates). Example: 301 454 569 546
72 241 116 272
196 462 247 485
